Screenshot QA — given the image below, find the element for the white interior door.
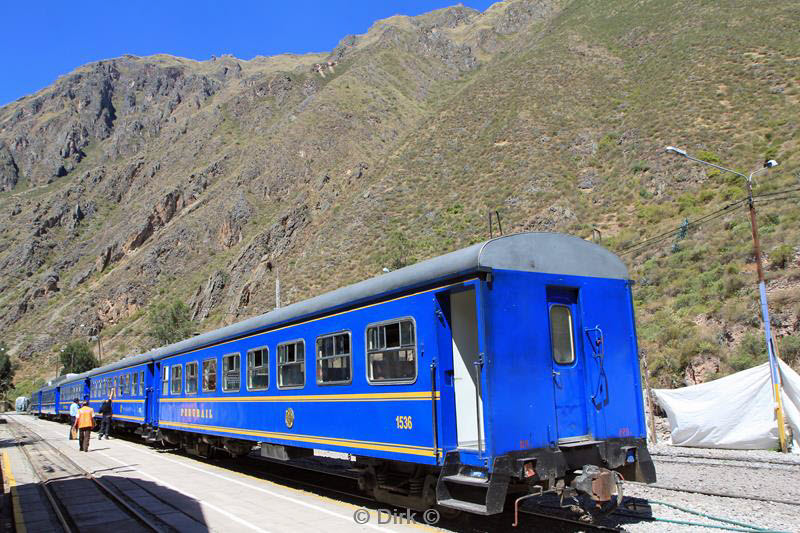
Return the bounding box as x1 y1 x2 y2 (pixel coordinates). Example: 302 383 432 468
450 288 484 450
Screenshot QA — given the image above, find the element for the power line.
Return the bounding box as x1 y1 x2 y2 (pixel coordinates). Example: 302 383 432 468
618 187 800 257
620 198 747 256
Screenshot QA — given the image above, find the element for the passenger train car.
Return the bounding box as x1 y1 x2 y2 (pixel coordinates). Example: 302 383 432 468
33 232 656 515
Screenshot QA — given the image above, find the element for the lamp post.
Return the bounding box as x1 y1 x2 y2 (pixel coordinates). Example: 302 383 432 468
664 146 787 452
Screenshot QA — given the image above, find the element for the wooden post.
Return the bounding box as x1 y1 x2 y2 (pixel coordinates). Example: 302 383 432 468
642 350 657 444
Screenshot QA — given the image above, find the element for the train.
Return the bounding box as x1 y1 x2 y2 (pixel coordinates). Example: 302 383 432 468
30 232 656 515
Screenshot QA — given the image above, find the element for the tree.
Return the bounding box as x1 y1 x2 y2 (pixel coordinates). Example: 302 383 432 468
61 340 99 375
147 299 194 347
0 342 15 403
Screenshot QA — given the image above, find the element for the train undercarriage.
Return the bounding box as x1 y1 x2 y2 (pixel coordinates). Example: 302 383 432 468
74 419 656 518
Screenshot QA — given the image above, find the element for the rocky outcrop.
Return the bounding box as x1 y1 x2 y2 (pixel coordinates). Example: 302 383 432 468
190 270 227 321
0 58 221 190
216 194 252 249
0 143 19 191
96 287 140 326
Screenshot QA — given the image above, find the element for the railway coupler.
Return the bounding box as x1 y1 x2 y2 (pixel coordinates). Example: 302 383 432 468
570 465 623 513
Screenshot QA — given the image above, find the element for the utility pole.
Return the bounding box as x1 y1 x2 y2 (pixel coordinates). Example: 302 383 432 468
665 147 787 452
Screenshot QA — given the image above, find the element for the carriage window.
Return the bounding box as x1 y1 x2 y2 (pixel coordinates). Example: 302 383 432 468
115 377 121 397
172 365 183 395
222 353 240 392
202 358 217 392
132 373 138 397
162 366 169 395
316 332 351 385
367 319 417 383
278 340 305 389
140 371 145 395
186 362 198 394
549 305 575 365
126 374 132 396
247 348 269 391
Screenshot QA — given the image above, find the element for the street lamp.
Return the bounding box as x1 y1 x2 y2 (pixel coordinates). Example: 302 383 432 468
664 146 787 452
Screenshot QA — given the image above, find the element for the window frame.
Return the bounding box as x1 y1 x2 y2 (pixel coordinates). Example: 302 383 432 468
365 317 419 385
132 372 138 397
221 353 241 393
202 358 217 393
140 370 145 396
246 346 270 392
549 304 576 365
185 361 199 395
171 365 183 395
315 331 353 386
277 339 306 390
162 366 169 396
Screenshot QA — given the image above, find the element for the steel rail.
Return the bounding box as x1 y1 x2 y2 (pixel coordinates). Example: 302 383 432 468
650 451 800 467
625 481 800 508
6 417 167 532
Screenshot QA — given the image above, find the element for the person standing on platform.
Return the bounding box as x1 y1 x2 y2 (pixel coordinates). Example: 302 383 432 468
69 399 80 440
98 392 113 440
74 400 95 452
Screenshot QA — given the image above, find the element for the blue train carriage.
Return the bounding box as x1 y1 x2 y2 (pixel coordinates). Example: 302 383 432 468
142 232 655 515
57 373 90 420
31 391 42 415
88 359 152 429
38 375 72 419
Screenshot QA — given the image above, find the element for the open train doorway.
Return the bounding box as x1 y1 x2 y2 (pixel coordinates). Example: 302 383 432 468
449 287 485 451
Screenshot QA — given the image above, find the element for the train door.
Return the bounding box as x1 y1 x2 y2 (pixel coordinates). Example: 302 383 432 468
147 362 159 425
448 286 486 452
547 287 589 441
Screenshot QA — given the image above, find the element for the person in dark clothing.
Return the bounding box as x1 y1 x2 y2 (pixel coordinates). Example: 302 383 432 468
98 396 113 440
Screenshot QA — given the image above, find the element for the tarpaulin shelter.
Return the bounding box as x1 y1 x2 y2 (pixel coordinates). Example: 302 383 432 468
653 359 800 452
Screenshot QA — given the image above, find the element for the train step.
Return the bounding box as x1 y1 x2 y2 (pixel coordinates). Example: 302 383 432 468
435 452 511 516
441 473 491 486
437 498 490 515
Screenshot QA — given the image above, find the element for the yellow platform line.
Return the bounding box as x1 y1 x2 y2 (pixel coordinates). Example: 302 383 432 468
3 451 26 533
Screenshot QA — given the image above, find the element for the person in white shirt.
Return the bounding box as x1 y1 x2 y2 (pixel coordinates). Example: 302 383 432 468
69 399 80 440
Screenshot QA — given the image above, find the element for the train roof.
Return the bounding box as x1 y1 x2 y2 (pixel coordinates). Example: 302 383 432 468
86 232 627 377
40 374 75 391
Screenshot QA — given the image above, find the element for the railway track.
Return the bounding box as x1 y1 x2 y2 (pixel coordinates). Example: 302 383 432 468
649 451 800 468
6 417 205 533
625 480 800 508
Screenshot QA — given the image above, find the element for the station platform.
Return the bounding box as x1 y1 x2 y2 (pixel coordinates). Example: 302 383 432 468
1 414 435 532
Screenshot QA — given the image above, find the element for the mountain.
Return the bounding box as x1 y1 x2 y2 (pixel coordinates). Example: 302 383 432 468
1 0 798 394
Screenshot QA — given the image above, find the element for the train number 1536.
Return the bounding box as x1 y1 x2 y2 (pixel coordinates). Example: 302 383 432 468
395 416 413 429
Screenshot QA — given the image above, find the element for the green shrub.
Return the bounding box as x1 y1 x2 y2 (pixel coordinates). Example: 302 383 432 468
729 332 767 371
778 335 800 366
770 244 794 270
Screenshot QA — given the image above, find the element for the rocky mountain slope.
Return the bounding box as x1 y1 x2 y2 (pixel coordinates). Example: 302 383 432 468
1 0 798 394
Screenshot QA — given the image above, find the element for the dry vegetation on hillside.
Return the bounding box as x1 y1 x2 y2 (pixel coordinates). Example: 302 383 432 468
0 0 798 395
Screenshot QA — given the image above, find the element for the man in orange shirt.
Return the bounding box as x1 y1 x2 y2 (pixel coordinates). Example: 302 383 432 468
73 400 96 452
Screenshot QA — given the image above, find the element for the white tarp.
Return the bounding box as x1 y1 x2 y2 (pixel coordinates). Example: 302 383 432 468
653 359 800 452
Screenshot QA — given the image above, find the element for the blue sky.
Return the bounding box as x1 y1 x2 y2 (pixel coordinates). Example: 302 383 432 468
1 0 497 106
